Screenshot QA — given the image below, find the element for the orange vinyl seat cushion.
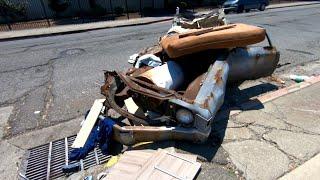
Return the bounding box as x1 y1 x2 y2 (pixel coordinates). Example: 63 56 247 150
160 23 266 58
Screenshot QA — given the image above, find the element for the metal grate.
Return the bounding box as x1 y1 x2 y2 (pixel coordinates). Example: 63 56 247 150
25 135 110 179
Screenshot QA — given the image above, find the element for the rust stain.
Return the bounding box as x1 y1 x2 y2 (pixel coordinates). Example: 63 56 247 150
201 98 210 109
202 92 215 109
214 68 223 84
255 53 261 60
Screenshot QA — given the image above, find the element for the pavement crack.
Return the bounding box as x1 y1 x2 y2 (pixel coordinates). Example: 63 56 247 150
261 129 301 163
7 141 25 151
285 48 315 56
270 102 320 135
0 61 50 74
40 59 55 125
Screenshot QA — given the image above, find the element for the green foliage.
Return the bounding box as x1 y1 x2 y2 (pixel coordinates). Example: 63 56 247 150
196 0 204 5
90 5 106 16
0 0 27 18
89 0 97 8
114 6 124 15
179 1 188 9
48 0 70 13
88 0 106 16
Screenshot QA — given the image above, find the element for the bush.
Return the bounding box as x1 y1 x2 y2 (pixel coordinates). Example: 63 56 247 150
91 5 106 16
0 0 27 18
48 0 70 13
114 6 124 16
179 1 188 9
196 0 204 5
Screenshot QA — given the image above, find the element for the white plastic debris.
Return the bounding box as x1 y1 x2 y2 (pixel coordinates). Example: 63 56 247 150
138 61 184 90
134 54 162 68
289 74 311 83
128 53 139 64
34 111 41 114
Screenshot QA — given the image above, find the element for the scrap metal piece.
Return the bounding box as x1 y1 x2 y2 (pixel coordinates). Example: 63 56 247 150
228 46 280 83
112 124 210 145
169 58 230 120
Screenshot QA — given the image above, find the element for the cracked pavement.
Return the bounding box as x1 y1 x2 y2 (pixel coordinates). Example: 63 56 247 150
220 83 320 179
0 4 320 180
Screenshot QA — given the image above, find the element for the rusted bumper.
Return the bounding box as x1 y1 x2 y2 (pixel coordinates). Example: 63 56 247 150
113 124 210 145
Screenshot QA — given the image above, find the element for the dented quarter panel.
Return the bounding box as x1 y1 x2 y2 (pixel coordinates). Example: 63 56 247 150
228 46 280 83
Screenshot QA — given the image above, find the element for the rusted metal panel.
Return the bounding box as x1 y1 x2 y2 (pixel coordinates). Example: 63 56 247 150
169 59 229 120
100 25 280 145
228 46 280 83
112 124 210 145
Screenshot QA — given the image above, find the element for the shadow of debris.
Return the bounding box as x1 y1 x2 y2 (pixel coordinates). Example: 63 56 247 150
127 82 277 162
204 82 278 160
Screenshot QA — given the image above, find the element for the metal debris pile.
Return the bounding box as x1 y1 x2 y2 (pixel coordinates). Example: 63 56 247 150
100 10 280 145
22 10 281 179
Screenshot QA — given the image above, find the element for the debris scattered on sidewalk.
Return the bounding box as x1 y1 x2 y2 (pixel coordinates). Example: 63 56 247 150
84 175 93 180
69 116 115 161
269 75 286 84
124 98 145 117
22 9 283 179
104 156 119 168
72 99 105 148
62 162 81 174
289 74 311 83
103 149 200 180
134 54 162 68
100 9 280 145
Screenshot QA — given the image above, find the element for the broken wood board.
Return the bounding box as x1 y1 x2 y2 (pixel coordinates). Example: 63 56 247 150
104 149 200 180
135 149 201 180
72 99 105 148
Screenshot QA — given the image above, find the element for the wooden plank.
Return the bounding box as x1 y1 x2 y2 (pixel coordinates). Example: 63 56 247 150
72 99 105 148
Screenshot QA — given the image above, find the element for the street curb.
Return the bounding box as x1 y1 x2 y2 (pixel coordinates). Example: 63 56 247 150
1 2 320 41
228 75 320 117
0 17 173 42
267 2 320 10
278 153 320 180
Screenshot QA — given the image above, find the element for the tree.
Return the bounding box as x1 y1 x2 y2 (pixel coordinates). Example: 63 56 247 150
48 0 70 14
0 0 27 19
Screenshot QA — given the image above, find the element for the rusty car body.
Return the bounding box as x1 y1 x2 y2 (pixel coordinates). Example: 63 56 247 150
101 11 280 145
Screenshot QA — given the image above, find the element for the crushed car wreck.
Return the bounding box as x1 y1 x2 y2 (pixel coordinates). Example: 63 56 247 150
101 11 280 145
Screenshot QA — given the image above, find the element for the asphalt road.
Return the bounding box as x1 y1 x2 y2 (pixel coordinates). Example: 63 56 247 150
0 4 320 136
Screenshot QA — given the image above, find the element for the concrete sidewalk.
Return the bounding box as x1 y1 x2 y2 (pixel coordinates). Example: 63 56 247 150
0 1 319 41
1 76 319 179
218 76 320 179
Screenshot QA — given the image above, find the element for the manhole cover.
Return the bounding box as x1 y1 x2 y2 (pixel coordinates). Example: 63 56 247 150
59 48 85 57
